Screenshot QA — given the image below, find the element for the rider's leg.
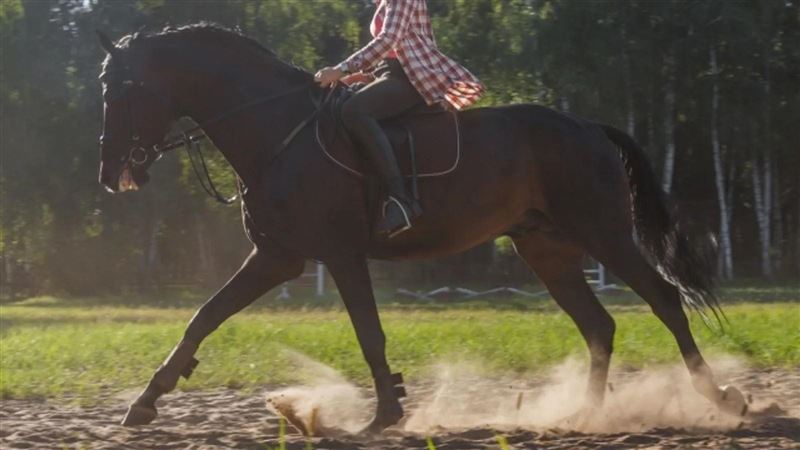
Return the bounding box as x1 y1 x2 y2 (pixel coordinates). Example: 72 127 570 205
341 60 424 236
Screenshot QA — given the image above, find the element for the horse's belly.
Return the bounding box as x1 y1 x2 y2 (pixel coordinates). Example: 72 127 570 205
367 223 509 260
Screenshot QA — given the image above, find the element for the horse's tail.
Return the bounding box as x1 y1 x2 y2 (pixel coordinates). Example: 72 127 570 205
598 123 722 323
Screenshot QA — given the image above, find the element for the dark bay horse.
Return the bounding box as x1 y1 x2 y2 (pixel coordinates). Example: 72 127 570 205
96 24 745 432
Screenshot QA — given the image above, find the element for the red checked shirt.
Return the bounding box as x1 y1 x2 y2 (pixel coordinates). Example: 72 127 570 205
342 0 485 110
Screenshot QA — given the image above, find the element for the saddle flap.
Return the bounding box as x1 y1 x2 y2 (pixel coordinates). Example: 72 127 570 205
317 89 460 179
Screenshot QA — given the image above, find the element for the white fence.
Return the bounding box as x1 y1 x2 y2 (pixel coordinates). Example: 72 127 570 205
397 260 616 300
277 259 616 300
275 262 325 299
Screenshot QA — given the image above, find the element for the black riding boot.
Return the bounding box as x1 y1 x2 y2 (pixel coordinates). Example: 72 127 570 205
348 118 422 237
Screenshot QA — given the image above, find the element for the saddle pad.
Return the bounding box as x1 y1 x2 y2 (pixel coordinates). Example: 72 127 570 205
316 110 461 179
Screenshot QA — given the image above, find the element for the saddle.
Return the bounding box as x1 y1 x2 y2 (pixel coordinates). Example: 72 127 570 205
316 86 461 183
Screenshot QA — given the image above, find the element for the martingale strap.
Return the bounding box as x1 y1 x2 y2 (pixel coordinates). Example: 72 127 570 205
160 85 334 205
183 132 238 204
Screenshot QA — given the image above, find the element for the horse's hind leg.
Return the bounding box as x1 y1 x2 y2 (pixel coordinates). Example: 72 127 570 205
122 246 305 426
588 235 747 416
513 233 615 409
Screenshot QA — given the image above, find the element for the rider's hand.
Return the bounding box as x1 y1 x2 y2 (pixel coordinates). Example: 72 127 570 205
314 66 344 87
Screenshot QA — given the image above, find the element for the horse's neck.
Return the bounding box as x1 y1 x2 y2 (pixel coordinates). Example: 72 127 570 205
169 61 313 185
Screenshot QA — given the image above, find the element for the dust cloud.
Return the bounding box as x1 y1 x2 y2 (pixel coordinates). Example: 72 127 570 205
264 350 751 436
265 350 371 435
405 356 747 434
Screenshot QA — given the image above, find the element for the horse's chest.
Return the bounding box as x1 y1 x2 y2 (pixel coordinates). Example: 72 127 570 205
243 168 370 258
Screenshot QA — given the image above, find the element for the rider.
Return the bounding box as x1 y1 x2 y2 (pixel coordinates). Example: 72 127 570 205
315 0 484 237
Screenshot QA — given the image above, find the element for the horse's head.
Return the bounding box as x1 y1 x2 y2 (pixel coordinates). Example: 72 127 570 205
96 31 175 193
96 24 316 194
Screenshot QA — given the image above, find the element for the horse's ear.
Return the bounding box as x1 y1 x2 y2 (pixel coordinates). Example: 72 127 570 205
96 30 118 56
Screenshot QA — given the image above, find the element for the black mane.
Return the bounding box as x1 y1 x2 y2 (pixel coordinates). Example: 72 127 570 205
104 22 311 80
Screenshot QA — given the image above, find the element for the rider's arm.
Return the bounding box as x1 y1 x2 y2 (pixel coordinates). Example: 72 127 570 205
338 0 413 73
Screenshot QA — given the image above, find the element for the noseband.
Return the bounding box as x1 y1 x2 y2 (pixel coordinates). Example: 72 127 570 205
102 68 327 204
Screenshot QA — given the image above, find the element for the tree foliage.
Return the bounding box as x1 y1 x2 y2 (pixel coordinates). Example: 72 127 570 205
1 0 798 297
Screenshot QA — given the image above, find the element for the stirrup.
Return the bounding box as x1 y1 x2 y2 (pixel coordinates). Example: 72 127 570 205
381 196 414 238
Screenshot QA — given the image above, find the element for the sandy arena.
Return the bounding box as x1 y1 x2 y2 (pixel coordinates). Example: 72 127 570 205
1 357 798 449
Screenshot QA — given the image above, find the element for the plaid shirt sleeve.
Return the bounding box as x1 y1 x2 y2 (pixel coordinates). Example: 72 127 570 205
342 0 414 72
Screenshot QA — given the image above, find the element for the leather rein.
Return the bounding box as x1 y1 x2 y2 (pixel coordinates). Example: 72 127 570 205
109 74 328 204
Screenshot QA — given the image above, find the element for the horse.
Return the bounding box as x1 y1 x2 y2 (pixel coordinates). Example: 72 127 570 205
95 24 746 433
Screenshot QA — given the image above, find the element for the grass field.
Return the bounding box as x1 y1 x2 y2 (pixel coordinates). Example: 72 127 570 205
1 287 798 402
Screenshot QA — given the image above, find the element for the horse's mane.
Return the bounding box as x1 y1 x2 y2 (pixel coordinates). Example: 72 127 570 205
106 22 312 81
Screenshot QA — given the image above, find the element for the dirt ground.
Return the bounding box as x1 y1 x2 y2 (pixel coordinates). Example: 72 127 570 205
1 367 798 449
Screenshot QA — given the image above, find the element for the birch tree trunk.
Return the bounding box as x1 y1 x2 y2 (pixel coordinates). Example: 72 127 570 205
1 252 9 299
137 197 160 290
709 46 733 279
796 196 800 279
661 47 676 193
751 151 773 278
560 96 570 113
143 217 160 289
772 161 783 273
620 21 635 137
751 32 775 278
195 213 214 281
647 101 656 157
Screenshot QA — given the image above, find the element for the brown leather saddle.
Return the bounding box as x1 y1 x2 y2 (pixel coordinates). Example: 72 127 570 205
315 87 461 183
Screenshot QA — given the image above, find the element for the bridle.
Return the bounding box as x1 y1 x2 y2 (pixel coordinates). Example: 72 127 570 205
101 66 328 204
100 77 161 167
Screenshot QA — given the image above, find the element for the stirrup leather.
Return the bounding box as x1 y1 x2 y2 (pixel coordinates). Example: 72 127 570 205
382 196 413 238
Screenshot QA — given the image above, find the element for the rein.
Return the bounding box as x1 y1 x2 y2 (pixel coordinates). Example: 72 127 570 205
119 80 330 204
182 132 238 204
153 83 314 154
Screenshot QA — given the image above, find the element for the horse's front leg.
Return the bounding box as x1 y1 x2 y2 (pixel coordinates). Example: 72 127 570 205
122 246 304 426
327 257 405 434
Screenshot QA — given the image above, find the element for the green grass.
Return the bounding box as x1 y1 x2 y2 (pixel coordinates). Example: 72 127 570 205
0 292 798 402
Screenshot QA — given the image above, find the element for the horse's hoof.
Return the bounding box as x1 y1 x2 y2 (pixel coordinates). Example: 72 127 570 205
361 403 404 435
559 405 595 430
718 385 748 417
121 404 158 426
362 417 392 435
